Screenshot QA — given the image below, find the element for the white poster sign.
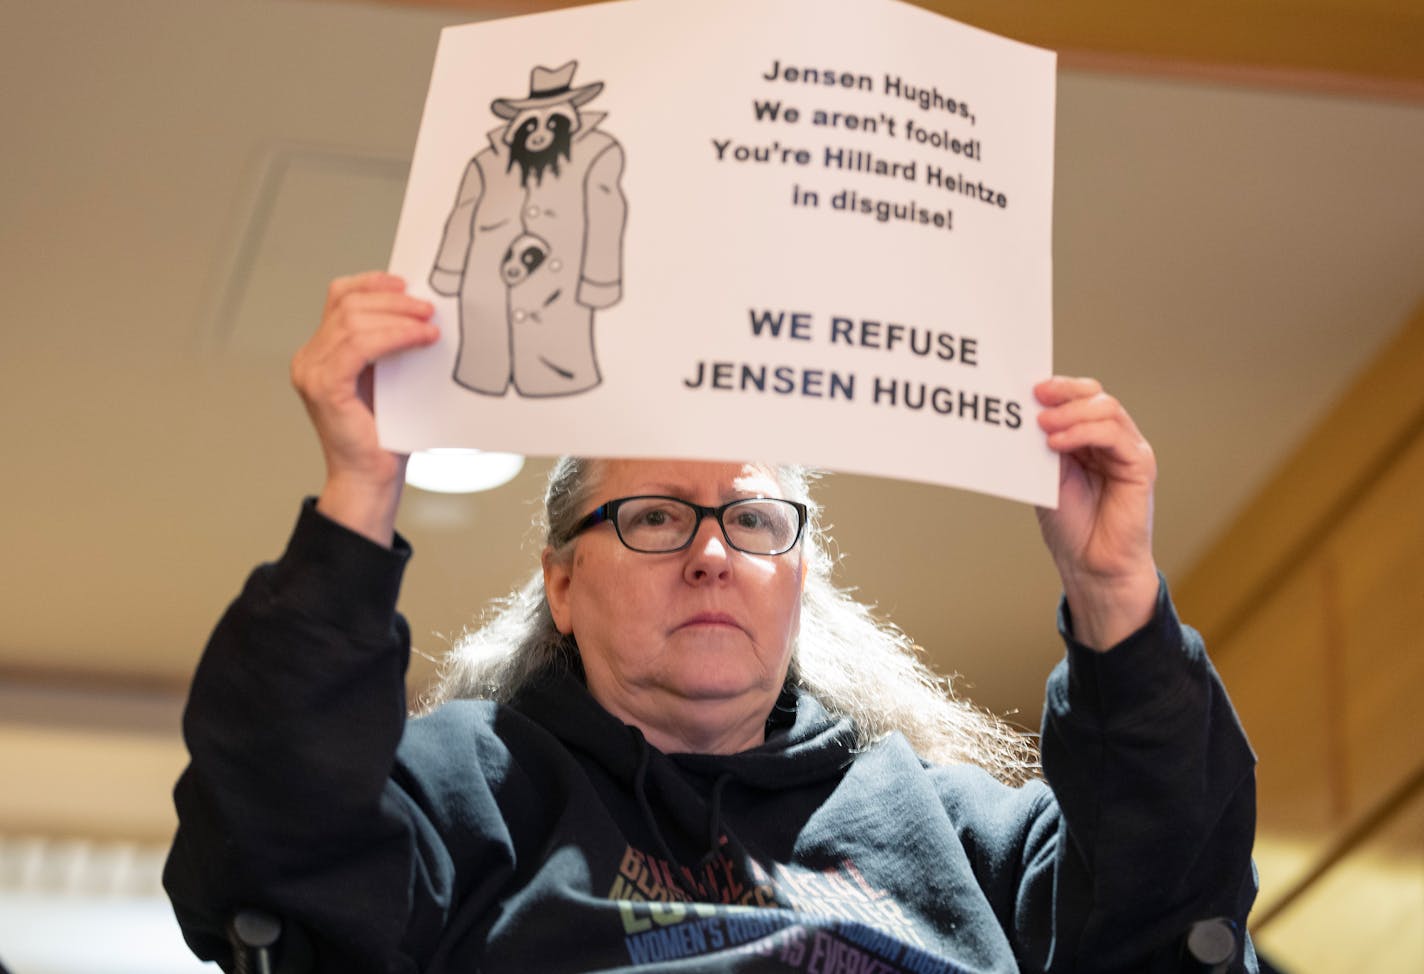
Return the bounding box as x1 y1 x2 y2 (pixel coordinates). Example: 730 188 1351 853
380 0 1058 505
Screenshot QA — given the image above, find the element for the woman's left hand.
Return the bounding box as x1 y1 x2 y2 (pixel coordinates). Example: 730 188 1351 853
1034 376 1160 651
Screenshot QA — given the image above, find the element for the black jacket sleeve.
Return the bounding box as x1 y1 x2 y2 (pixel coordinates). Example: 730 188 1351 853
1032 577 1259 972
163 501 455 974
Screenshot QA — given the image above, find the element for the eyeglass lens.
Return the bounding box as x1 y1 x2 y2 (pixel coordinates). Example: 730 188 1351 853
615 497 800 554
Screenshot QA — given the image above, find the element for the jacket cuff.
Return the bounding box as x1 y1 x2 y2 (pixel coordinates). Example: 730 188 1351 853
429 267 462 296
1052 573 1202 724
268 499 412 640
578 277 621 308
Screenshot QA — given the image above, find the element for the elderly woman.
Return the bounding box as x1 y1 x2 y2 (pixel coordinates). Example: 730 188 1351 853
165 272 1257 972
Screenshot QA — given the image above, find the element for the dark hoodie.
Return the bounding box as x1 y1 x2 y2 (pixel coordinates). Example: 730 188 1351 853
165 502 1258 973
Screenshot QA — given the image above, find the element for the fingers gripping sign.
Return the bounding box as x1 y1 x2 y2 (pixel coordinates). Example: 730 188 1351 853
291 272 440 546
1033 377 1160 651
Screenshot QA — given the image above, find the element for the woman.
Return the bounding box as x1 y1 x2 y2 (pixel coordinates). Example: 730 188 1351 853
165 272 1258 972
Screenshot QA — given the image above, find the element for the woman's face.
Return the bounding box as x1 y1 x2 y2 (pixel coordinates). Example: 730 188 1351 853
542 459 806 754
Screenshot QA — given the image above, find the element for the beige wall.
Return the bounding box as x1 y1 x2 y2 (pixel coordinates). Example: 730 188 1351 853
1177 303 1424 971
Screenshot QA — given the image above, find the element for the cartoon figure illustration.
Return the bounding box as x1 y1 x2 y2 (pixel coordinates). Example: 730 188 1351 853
430 61 628 397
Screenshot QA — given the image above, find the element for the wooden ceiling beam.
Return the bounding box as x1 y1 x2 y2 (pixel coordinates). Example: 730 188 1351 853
369 0 1424 101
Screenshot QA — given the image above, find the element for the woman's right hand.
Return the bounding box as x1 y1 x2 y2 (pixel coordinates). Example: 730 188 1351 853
290 271 439 546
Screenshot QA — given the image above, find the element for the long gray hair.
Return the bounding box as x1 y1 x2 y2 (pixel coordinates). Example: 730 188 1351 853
421 458 1038 785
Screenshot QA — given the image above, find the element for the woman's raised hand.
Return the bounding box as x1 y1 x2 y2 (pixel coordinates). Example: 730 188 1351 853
290 272 439 546
1034 376 1160 651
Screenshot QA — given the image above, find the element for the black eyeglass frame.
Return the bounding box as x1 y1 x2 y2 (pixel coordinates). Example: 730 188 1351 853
562 495 809 555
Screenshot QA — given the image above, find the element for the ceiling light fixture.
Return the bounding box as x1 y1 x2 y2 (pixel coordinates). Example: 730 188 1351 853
405 449 524 493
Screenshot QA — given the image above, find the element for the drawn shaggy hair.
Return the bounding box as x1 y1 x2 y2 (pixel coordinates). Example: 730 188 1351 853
420 457 1039 785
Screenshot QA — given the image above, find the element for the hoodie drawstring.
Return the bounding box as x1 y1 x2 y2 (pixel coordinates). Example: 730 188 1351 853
697 773 732 870
631 729 695 896
629 728 738 896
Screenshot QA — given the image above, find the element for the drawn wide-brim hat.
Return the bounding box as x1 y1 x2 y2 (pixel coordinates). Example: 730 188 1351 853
491 61 604 118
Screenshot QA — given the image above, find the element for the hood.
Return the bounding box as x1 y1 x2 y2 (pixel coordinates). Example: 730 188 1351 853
512 667 855 895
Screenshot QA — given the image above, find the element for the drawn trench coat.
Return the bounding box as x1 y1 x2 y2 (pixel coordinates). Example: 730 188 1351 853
430 121 627 396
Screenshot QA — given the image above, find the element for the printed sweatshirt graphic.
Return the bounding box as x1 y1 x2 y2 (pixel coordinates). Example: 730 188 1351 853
430 61 628 396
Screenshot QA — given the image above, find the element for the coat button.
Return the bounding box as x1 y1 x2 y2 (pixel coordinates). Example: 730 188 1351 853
525 205 541 219
513 309 528 322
